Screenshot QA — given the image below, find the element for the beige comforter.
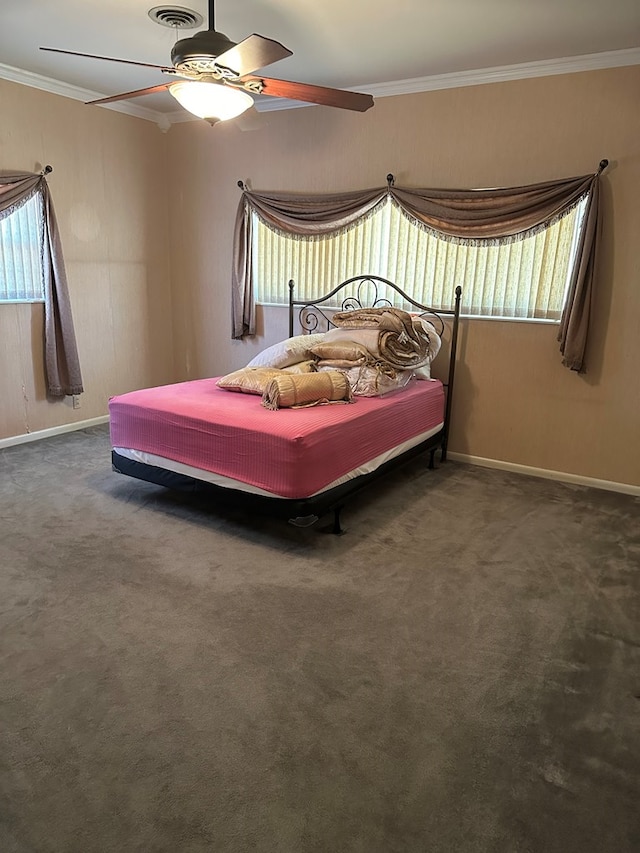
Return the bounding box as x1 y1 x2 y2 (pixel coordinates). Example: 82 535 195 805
330 307 430 370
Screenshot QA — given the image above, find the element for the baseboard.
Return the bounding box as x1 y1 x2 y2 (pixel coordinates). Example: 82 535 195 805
447 452 640 497
0 415 110 450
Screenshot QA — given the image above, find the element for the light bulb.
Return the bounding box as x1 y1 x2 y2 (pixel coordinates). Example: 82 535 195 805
169 81 253 124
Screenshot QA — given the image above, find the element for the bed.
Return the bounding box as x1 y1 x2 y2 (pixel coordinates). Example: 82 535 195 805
109 275 462 532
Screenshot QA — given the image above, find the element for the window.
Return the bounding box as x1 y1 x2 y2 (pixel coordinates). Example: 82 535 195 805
252 195 588 321
0 191 45 302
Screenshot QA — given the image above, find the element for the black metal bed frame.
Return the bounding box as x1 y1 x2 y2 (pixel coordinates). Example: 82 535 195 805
111 275 462 533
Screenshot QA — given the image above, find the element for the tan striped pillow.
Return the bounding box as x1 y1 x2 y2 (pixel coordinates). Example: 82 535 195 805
217 367 284 395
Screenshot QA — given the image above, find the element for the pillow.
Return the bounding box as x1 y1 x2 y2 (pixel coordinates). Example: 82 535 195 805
262 371 352 410
246 333 326 369
412 364 432 380
308 340 372 366
216 367 285 395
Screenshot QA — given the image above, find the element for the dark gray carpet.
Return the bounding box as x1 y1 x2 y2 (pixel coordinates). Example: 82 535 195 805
1 425 639 853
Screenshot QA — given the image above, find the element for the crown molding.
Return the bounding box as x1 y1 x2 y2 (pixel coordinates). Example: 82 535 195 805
1 46 639 128
257 46 640 111
0 61 169 127
364 46 640 99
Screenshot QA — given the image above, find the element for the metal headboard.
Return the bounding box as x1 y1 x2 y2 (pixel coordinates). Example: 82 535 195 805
288 274 463 459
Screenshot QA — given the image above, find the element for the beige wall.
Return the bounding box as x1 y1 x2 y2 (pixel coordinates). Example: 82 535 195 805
166 65 640 488
0 79 174 439
2 65 639 488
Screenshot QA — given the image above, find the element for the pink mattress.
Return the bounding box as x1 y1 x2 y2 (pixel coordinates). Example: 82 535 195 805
109 378 444 499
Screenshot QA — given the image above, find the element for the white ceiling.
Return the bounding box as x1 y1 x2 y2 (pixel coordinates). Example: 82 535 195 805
1 0 639 127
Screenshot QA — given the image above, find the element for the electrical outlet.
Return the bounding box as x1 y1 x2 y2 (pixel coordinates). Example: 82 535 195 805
72 395 81 409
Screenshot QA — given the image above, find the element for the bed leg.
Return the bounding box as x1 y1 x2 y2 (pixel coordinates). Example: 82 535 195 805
332 505 345 535
319 505 345 535
428 448 436 469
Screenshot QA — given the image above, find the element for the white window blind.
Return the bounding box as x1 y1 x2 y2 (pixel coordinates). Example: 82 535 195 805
252 196 587 320
0 192 45 302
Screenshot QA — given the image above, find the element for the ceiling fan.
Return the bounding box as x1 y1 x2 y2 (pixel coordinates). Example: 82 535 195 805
41 0 375 125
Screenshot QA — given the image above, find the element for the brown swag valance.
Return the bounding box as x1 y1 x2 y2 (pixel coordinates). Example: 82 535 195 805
232 164 606 372
0 169 83 397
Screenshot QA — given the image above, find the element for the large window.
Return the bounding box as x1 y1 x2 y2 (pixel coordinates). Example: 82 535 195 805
0 192 45 303
252 196 587 321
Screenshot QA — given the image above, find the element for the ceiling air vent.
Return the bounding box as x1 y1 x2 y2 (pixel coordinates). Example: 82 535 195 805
148 6 203 29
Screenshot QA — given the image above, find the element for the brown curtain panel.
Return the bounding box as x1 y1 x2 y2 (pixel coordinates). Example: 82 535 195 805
0 170 83 396
233 165 606 372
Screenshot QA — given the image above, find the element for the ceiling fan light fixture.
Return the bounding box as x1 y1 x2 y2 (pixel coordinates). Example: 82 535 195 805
168 80 253 124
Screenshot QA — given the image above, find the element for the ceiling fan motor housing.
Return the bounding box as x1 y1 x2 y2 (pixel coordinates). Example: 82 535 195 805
171 30 237 73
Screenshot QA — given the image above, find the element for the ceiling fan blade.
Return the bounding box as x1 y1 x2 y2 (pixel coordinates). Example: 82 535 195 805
40 47 174 72
86 84 173 106
242 76 374 112
214 34 292 77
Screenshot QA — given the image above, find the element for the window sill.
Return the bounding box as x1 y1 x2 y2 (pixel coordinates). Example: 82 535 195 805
257 302 560 325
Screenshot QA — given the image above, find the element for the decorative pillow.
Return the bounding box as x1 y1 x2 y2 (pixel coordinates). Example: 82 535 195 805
262 371 352 410
216 367 285 395
246 333 326 369
308 340 372 366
